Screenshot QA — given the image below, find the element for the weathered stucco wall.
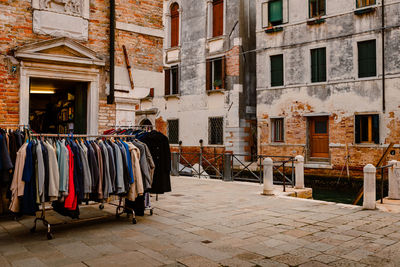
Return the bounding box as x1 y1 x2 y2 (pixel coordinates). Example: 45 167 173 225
256 0 400 171
142 0 256 156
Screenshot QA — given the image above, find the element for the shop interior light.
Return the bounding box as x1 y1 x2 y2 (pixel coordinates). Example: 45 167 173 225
30 90 55 94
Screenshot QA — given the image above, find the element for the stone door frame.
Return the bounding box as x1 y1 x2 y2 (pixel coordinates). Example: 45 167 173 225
19 61 100 135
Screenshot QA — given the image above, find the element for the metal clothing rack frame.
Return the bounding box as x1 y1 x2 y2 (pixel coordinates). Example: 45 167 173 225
28 133 154 240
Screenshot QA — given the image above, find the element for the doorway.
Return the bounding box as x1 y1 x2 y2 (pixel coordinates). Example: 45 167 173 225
29 78 88 134
308 116 329 159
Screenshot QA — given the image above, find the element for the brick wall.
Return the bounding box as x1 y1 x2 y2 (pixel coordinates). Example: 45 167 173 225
0 0 163 131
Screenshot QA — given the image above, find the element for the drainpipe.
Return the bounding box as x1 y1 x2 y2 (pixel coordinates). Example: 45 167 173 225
382 0 385 113
107 0 115 104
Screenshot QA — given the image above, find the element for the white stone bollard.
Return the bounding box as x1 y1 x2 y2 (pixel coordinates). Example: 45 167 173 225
388 160 400 200
295 155 305 189
363 164 376 210
262 158 274 195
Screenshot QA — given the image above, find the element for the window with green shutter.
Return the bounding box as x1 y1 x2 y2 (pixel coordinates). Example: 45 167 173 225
309 0 325 18
268 0 283 26
358 40 376 78
311 48 326 83
270 54 284 87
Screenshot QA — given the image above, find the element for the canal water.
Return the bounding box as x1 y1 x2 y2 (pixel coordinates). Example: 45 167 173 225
306 176 388 206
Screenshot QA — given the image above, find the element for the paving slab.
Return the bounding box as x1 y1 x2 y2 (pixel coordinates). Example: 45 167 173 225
1 176 400 266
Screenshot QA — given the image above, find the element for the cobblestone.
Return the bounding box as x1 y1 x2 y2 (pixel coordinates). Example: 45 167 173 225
1 176 400 266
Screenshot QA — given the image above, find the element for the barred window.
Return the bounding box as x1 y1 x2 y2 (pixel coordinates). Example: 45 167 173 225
272 118 284 142
167 119 179 144
209 117 223 145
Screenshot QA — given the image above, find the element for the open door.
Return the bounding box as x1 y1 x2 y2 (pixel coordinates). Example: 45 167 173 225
309 116 329 158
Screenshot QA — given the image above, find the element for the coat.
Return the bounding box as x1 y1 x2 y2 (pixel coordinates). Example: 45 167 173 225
140 131 171 194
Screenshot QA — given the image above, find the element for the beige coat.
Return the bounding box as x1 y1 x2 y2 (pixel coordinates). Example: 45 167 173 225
127 143 144 200
9 143 28 213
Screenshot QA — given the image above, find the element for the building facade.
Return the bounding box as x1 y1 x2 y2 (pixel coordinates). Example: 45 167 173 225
138 0 257 156
256 0 400 173
0 0 164 135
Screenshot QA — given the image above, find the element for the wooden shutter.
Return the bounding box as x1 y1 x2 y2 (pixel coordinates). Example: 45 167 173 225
206 60 212 91
171 4 179 47
271 55 283 87
372 114 380 144
174 67 180 94
319 48 326 82
358 40 376 78
311 48 326 82
355 115 361 144
213 0 224 37
165 68 171 96
318 0 326 16
221 57 226 89
269 0 283 25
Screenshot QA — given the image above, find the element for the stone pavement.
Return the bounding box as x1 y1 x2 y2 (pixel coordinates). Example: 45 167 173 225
1 176 400 266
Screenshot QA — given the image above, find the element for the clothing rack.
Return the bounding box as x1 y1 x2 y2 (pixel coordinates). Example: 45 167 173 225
28 133 154 240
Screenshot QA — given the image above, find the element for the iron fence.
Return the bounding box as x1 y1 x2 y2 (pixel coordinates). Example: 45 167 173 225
171 147 296 189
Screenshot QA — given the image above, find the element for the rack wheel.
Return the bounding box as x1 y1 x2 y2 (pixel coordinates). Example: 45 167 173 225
30 227 36 233
150 209 153 216
99 204 104 210
132 218 137 224
47 232 54 240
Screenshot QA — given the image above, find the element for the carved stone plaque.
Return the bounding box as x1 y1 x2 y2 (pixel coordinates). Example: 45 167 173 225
38 0 82 16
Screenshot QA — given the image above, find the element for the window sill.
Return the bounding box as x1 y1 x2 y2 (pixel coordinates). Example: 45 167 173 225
207 89 225 95
270 142 286 146
307 17 326 26
164 94 180 100
141 96 154 101
269 85 285 89
354 6 376 15
354 143 380 148
309 81 328 86
207 35 226 42
165 46 181 52
357 75 378 81
265 26 283 34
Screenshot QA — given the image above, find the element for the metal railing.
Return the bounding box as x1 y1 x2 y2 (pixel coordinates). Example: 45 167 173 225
171 146 296 188
376 163 394 204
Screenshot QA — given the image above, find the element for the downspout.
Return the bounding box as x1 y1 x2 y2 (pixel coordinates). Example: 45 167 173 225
382 0 385 113
107 0 115 104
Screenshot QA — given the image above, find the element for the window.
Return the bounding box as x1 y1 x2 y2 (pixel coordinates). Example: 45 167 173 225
164 65 179 96
311 48 326 83
206 57 226 91
356 0 376 8
212 0 224 37
170 3 179 47
309 0 325 18
270 54 283 87
268 0 283 26
209 117 223 145
272 118 284 142
167 119 179 144
358 40 376 78
355 114 379 144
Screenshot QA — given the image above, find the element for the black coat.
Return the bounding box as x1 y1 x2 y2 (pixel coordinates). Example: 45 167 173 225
140 131 171 194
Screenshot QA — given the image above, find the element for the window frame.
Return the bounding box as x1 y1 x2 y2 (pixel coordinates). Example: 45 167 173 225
309 0 326 18
357 40 377 79
208 117 224 145
167 119 179 144
212 0 224 37
271 118 285 143
170 3 180 48
310 47 327 83
354 114 380 145
270 54 284 87
164 65 180 96
206 57 226 91
356 0 376 9
268 0 283 26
